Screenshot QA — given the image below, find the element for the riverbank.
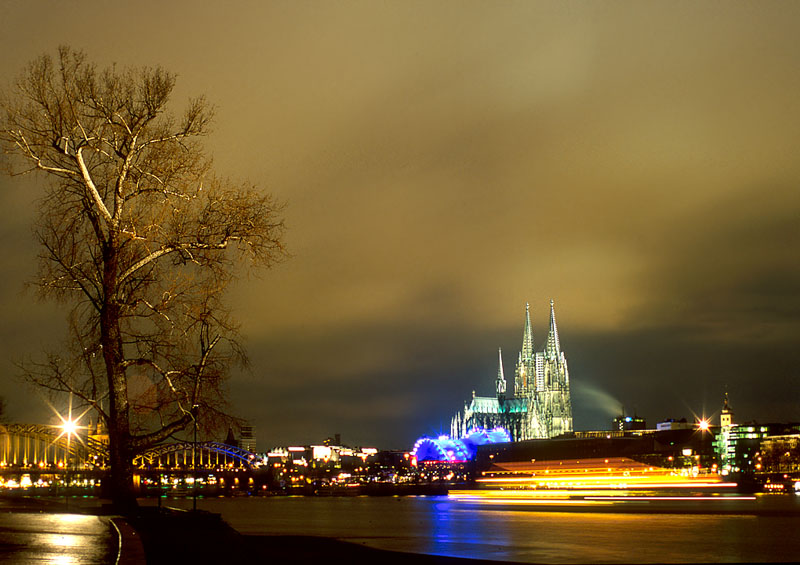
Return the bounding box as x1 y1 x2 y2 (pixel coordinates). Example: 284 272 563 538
5 494 800 563
130 507 505 564
0 496 508 564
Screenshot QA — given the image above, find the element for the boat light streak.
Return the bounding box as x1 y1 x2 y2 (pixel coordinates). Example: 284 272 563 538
476 475 735 489
584 495 757 501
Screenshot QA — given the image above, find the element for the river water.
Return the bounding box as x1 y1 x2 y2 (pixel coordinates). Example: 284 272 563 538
147 493 800 563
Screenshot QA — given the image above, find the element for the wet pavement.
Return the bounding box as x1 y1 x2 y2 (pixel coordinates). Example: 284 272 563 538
0 499 118 564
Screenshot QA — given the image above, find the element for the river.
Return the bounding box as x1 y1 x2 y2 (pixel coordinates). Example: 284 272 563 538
145 493 800 563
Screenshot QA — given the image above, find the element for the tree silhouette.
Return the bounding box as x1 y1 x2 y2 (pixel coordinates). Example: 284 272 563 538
1 47 286 510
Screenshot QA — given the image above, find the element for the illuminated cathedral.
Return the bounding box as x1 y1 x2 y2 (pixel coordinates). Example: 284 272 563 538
451 301 573 441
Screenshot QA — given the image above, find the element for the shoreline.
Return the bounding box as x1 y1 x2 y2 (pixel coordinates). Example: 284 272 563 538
3 493 799 564
128 504 514 564
0 496 510 564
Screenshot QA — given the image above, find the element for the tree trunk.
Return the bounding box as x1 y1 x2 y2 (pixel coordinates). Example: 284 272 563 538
106 412 136 512
1 49 286 513
101 243 138 512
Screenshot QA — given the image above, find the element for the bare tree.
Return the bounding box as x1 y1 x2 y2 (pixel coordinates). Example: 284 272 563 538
0 47 286 510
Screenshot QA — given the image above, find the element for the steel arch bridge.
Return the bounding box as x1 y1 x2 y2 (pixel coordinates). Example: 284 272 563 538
0 423 108 468
134 441 259 469
0 424 259 470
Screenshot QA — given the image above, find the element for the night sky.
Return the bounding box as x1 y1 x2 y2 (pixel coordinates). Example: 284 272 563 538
1 2 799 450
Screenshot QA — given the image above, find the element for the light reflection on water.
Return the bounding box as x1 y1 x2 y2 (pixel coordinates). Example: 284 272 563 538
152 494 800 563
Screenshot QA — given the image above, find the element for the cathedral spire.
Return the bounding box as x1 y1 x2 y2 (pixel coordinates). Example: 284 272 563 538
545 299 561 356
496 347 506 397
521 302 533 361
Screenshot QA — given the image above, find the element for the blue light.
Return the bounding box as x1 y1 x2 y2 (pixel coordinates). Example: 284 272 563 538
412 426 511 462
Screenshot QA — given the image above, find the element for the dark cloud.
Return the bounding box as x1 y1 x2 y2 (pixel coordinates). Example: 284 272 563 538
631 183 800 340
569 325 800 429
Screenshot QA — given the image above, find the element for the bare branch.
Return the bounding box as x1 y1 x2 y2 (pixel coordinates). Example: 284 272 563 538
75 146 113 224
1 46 287 508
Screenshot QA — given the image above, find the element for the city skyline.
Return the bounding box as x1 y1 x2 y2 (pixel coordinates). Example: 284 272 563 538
1 2 799 448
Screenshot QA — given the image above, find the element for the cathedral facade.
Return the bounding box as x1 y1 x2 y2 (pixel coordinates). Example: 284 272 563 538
451 301 573 442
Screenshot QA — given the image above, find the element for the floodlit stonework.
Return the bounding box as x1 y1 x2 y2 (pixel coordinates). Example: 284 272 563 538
451 301 573 441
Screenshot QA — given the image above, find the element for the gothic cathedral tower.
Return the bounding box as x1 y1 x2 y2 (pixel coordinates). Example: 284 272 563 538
514 300 573 439
452 301 573 442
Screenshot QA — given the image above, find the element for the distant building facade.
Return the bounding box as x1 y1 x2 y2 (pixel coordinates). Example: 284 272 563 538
613 414 647 431
656 418 694 431
222 424 257 453
715 421 800 478
451 301 573 441
240 425 257 453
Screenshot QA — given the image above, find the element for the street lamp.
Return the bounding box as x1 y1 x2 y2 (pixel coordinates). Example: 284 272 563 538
61 418 77 507
61 419 78 439
192 404 199 512
52 393 90 505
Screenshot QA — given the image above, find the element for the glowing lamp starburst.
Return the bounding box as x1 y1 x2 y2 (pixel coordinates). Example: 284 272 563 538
48 393 92 446
61 419 78 438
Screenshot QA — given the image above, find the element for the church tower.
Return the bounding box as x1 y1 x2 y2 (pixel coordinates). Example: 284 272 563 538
495 348 507 401
544 299 560 358
515 303 534 395
514 300 573 439
720 392 733 428
452 300 574 442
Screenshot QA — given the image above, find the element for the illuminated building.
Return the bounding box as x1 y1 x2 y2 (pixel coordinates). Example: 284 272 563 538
713 393 736 473
451 301 573 441
87 417 109 448
220 424 257 453
720 392 733 428
264 442 386 493
613 414 646 431
412 427 512 463
240 425 257 453
714 422 800 480
656 418 694 431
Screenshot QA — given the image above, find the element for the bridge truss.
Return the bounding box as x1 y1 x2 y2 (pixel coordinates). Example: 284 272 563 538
0 424 259 471
0 423 107 469
134 441 260 469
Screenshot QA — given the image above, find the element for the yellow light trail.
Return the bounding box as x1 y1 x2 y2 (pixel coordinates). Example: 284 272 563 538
449 489 756 506
476 476 732 488
585 496 756 501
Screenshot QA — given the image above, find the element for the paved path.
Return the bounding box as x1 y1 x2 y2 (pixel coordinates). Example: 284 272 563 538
0 498 120 564
0 512 117 564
